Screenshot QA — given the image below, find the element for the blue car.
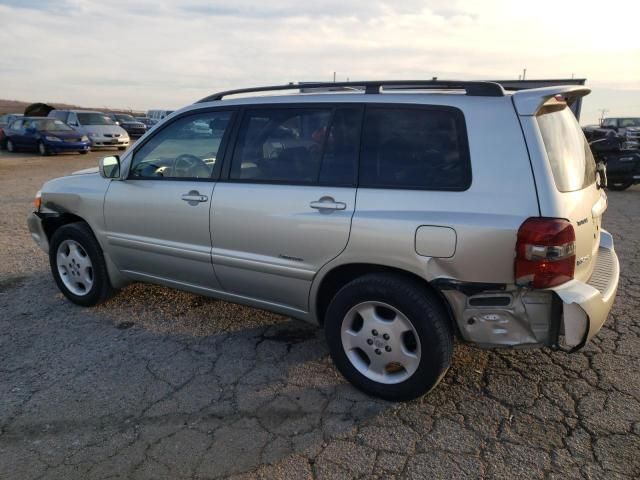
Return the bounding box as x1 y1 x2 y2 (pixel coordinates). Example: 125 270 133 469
4 117 91 156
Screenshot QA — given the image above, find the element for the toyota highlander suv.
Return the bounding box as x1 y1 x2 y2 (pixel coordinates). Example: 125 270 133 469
27 80 619 401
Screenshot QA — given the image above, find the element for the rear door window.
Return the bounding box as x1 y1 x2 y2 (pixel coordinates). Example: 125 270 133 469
230 107 361 185
359 106 471 190
536 107 596 192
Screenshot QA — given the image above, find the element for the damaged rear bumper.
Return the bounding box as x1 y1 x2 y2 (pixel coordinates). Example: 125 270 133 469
550 229 619 350
440 230 619 350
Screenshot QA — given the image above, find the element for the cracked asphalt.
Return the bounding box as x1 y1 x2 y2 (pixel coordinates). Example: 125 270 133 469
1 149 639 479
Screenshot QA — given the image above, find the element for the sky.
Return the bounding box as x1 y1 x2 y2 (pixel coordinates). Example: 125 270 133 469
0 0 638 125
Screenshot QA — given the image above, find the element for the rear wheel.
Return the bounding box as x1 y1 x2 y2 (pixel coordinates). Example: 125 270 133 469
38 141 49 156
49 222 115 306
324 273 453 401
6 139 16 152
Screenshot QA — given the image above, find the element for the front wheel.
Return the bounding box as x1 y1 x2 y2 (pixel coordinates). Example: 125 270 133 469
324 273 453 401
49 222 115 306
118 146 126 151
38 141 49 156
6 139 16 152
79 150 88 155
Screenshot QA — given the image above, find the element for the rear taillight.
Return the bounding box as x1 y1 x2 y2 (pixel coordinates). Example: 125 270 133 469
515 217 576 288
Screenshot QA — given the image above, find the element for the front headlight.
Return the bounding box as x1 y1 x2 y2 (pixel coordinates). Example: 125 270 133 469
81 135 89 142
45 136 61 142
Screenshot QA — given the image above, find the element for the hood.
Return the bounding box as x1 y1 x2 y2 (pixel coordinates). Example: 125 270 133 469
78 124 128 136
72 166 100 175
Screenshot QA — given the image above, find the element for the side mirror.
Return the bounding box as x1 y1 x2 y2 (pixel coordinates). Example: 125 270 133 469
99 155 121 179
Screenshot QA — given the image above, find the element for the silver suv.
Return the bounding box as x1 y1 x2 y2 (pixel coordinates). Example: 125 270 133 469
27 81 620 401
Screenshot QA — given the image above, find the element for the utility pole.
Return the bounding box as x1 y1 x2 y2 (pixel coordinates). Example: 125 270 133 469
599 109 609 125
522 68 527 80
333 71 336 83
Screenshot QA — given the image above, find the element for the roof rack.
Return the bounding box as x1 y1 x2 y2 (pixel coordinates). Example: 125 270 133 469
196 80 505 103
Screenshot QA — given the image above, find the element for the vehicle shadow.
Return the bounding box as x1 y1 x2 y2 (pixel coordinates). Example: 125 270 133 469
0 275 393 478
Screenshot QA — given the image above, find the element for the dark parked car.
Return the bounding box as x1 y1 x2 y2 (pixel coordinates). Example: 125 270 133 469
600 117 640 147
135 116 157 129
4 117 90 156
586 128 640 191
107 113 147 137
0 113 23 149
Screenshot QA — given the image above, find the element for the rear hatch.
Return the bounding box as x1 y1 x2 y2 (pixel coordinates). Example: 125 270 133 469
535 105 602 282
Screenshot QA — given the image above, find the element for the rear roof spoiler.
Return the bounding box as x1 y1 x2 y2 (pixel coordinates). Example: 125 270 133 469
512 86 591 116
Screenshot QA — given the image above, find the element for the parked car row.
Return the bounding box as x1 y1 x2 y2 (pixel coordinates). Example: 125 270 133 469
1 109 164 155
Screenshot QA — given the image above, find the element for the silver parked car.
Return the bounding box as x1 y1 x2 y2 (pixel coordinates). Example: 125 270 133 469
48 110 130 150
27 81 619 401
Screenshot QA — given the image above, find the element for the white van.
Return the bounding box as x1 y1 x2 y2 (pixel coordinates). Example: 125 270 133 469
146 110 174 123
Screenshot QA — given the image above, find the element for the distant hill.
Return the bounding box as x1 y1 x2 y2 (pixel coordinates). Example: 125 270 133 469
0 99 145 116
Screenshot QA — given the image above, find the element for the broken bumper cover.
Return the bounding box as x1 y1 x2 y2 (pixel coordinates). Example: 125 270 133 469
27 212 49 253
550 229 620 349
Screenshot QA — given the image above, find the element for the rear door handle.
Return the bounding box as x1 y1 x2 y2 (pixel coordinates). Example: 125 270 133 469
181 191 208 203
310 197 347 211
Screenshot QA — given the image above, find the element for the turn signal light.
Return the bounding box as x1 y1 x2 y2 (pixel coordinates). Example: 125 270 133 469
515 217 576 288
34 191 42 211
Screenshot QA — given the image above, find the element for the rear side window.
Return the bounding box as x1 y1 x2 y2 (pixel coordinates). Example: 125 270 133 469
537 107 596 192
359 107 471 190
230 107 360 185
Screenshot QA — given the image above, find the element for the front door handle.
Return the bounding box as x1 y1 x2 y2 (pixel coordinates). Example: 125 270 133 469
310 196 347 211
181 191 208 204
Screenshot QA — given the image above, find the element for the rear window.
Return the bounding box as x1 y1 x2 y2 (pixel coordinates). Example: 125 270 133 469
359 107 471 190
537 107 596 192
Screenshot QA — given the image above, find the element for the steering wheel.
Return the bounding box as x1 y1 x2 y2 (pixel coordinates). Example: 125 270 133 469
174 154 210 178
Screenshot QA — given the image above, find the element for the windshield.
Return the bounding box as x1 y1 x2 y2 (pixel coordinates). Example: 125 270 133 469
618 118 640 127
32 119 74 131
537 107 596 192
77 113 115 126
115 114 136 122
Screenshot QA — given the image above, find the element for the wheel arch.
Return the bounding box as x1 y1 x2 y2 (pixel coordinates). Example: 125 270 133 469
42 212 129 289
312 262 460 337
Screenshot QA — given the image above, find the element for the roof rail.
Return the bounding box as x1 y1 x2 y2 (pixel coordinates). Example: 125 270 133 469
196 80 505 103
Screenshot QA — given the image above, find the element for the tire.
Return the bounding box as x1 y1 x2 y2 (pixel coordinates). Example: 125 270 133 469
6 139 16 152
118 146 126 151
324 273 453 401
38 141 49 156
79 150 88 155
49 222 115 307
607 180 633 191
